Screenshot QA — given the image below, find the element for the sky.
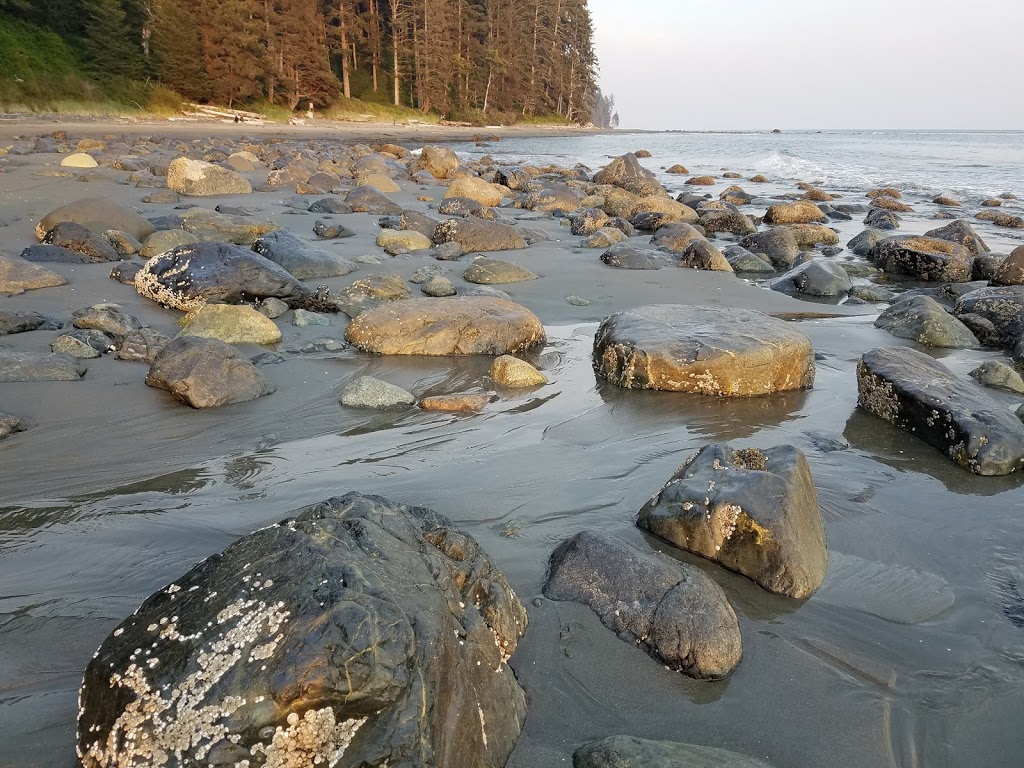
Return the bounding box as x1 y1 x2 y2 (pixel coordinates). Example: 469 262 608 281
589 0 1023 131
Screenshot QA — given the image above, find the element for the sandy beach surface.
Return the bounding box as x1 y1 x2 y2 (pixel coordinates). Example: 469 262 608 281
1 122 1023 768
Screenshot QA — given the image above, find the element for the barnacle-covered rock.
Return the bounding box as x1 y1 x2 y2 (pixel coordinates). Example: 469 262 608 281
77 492 528 768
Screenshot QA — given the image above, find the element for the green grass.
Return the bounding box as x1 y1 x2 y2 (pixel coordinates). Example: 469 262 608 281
321 96 440 124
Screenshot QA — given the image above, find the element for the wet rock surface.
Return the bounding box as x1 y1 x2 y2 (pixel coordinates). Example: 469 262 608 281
0 350 86 382
593 305 815 396
146 336 276 408
345 297 545 356
574 736 775 768
77 492 527 768
637 443 827 598
857 347 1024 475
544 531 742 679
874 296 979 348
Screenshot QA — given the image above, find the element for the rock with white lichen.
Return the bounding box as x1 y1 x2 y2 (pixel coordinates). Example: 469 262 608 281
637 443 827 598
856 347 1024 476
543 531 742 679
77 491 528 768
573 736 775 768
135 242 313 312
593 305 815 396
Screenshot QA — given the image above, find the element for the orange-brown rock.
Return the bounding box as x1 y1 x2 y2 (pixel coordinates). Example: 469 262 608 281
763 200 827 225
779 223 840 247
593 305 815 396
419 393 491 413
345 296 545 356
871 196 914 213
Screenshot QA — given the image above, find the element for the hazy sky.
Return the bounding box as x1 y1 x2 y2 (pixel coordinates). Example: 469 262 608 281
589 0 1023 130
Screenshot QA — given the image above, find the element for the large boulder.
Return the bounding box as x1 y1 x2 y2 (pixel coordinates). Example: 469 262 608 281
697 209 757 237
846 228 887 257
593 305 815 396
433 219 527 252
166 157 252 196
523 183 586 213
73 304 143 337
0 310 56 335
779 223 840 248
444 176 505 207
77 492 527 768
139 230 200 259
593 153 664 197
544 531 741 679
345 296 544 356
35 197 155 242
411 145 461 179
740 228 800 269
953 285 1024 346
992 245 1024 286
856 347 1024 476
146 336 276 408
677 239 733 272
763 200 827 225
574 737 775 768
871 235 974 282
178 304 282 345
346 186 403 215
0 351 86 382
769 260 852 298
253 230 357 279
924 219 989 256
181 208 280 245
875 296 979 348
637 443 828 598
0 254 67 294
136 243 312 311
650 222 706 254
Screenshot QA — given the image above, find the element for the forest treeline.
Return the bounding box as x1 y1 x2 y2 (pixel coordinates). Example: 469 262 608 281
0 0 614 125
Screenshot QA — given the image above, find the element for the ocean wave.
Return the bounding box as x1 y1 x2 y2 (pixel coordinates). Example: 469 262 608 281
755 151 829 184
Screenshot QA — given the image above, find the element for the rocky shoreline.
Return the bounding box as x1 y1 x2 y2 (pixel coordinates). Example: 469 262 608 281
2 128 1024 767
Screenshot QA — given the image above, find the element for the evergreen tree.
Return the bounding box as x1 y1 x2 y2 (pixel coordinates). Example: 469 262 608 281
151 0 211 100
81 0 145 79
198 0 264 106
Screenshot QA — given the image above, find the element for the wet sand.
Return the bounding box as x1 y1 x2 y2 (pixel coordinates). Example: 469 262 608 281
1 128 1023 767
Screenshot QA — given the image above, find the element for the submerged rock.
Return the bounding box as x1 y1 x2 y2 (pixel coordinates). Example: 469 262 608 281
637 443 827 598
874 296 979 348
856 347 1024 475
136 242 312 311
346 297 544 356
77 492 527 768
593 305 815 396
146 336 276 408
544 531 742 679
574 736 775 768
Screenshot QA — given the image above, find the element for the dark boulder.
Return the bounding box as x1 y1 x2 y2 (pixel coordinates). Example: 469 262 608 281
494 166 532 190
0 351 86 382
875 295 979 348
41 221 122 262
600 245 667 270
146 336 276 408
847 228 886 257
724 245 774 273
312 218 357 240
739 228 799 269
697 210 757 237
135 242 312 311
593 153 664 197
0 310 60 335
857 347 1024 475
544 531 741 679
769 261 852 298
570 208 611 236
870 236 974 282
863 207 901 230
399 210 441 239
953 285 1024 347
253 230 356 280
77 492 527 768
345 186 403 215
992 246 1024 286
924 219 989 256
307 197 353 215
574 736 774 768
638 443 827 598
677 239 733 272
594 305 815 396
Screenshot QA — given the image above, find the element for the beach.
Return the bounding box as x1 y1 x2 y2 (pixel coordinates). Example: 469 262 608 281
1 122 1023 768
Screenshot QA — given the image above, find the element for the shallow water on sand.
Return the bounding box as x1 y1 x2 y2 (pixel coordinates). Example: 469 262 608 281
3 319 1023 767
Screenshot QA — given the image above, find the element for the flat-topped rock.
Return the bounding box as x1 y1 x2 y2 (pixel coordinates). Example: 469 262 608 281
180 208 280 245
462 257 537 284
601 245 666 270
433 218 527 252
638 443 827 598
345 296 545 356
954 285 1024 347
593 305 815 396
857 347 1024 475
770 261 852 298
544 531 741 679
167 157 252 196
875 295 979 348
0 351 86 382
136 242 312 311
0 253 67 294
253 230 357 279
178 304 282 345
764 200 827 225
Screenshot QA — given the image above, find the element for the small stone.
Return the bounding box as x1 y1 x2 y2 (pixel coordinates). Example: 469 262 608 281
339 376 416 409
565 295 590 306
421 276 457 297
61 153 98 168
410 265 443 284
51 335 102 359
257 297 289 319
490 355 547 387
293 309 330 327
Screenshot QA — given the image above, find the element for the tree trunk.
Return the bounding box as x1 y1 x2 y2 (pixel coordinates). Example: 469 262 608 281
339 0 351 98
